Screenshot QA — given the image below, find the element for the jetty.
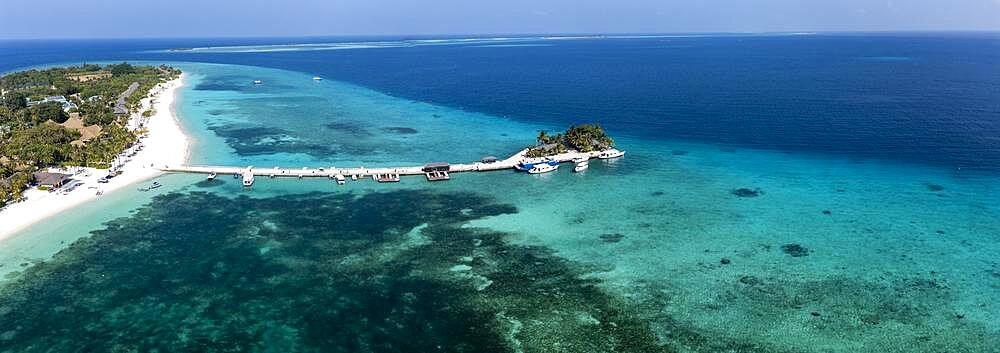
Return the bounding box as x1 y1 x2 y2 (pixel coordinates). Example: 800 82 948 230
158 148 624 186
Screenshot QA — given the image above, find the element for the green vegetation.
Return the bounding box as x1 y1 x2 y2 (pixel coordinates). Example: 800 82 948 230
526 124 615 158
0 63 181 206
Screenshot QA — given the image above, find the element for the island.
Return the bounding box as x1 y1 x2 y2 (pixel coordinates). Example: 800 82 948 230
0 63 187 237
527 124 616 157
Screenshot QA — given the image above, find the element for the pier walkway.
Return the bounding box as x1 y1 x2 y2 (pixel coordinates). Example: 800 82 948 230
159 149 621 183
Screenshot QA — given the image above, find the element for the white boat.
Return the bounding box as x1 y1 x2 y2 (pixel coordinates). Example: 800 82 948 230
574 161 589 172
207 172 217 181
313 76 323 81
335 175 346 185
242 167 255 187
253 80 263 85
598 149 625 159
528 163 559 174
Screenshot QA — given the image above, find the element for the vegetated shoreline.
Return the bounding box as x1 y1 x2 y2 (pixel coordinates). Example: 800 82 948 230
0 74 190 240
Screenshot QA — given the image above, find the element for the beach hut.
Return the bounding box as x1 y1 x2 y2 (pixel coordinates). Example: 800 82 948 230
32 172 72 189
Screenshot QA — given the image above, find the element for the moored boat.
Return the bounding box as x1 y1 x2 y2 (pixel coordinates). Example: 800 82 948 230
528 163 559 174
242 167 255 187
373 173 401 183
335 174 346 185
598 149 625 159
574 161 589 172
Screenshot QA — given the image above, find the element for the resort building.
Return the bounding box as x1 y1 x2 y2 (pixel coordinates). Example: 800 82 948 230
26 96 78 112
32 172 72 189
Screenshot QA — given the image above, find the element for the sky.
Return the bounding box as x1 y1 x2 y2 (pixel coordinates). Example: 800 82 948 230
2 0 999 39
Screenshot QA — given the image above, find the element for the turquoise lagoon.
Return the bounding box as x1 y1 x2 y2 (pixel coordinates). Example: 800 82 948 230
0 61 998 352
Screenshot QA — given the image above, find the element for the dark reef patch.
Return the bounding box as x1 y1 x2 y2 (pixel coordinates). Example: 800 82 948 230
781 243 810 257
323 121 372 136
671 150 689 156
194 179 225 188
382 126 419 134
650 191 665 197
209 124 343 157
926 183 945 192
731 188 763 198
599 233 625 243
0 190 674 352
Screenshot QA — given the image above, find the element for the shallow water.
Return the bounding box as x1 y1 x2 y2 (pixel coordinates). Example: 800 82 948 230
1 36 999 352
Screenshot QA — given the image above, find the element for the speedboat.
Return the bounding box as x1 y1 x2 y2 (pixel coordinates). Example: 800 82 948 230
138 181 162 192
598 149 625 159
313 76 323 81
574 161 589 172
207 172 217 181
335 175 346 185
528 163 559 174
517 159 558 172
253 80 263 85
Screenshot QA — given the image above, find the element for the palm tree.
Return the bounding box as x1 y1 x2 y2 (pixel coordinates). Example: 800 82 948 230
537 130 549 145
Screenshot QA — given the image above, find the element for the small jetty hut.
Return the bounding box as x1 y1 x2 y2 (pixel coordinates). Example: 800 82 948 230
422 162 451 181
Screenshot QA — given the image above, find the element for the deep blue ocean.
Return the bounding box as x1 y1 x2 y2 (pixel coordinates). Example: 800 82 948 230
3 33 999 171
1 34 999 352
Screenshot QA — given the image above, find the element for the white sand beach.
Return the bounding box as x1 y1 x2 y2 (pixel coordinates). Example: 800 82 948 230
0 75 189 240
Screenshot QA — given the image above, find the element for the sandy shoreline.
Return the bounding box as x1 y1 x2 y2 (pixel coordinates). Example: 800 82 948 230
0 75 190 240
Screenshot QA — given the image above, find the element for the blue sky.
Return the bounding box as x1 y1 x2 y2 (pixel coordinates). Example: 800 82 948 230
2 0 999 39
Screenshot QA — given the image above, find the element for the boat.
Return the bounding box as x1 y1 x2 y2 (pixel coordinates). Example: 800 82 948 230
253 80 263 85
207 172 217 181
425 170 450 181
574 161 589 172
138 181 162 192
598 149 625 159
313 76 323 81
335 175 346 185
516 159 559 172
373 174 401 183
242 167 255 187
528 163 559 174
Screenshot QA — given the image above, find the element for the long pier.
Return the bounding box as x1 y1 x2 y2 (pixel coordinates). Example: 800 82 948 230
158 148 623 184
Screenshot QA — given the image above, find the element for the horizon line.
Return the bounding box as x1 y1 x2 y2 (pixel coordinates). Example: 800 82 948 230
2 29 999 42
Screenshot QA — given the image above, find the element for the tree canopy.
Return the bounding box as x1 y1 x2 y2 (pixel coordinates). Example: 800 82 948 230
526 123 615 157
